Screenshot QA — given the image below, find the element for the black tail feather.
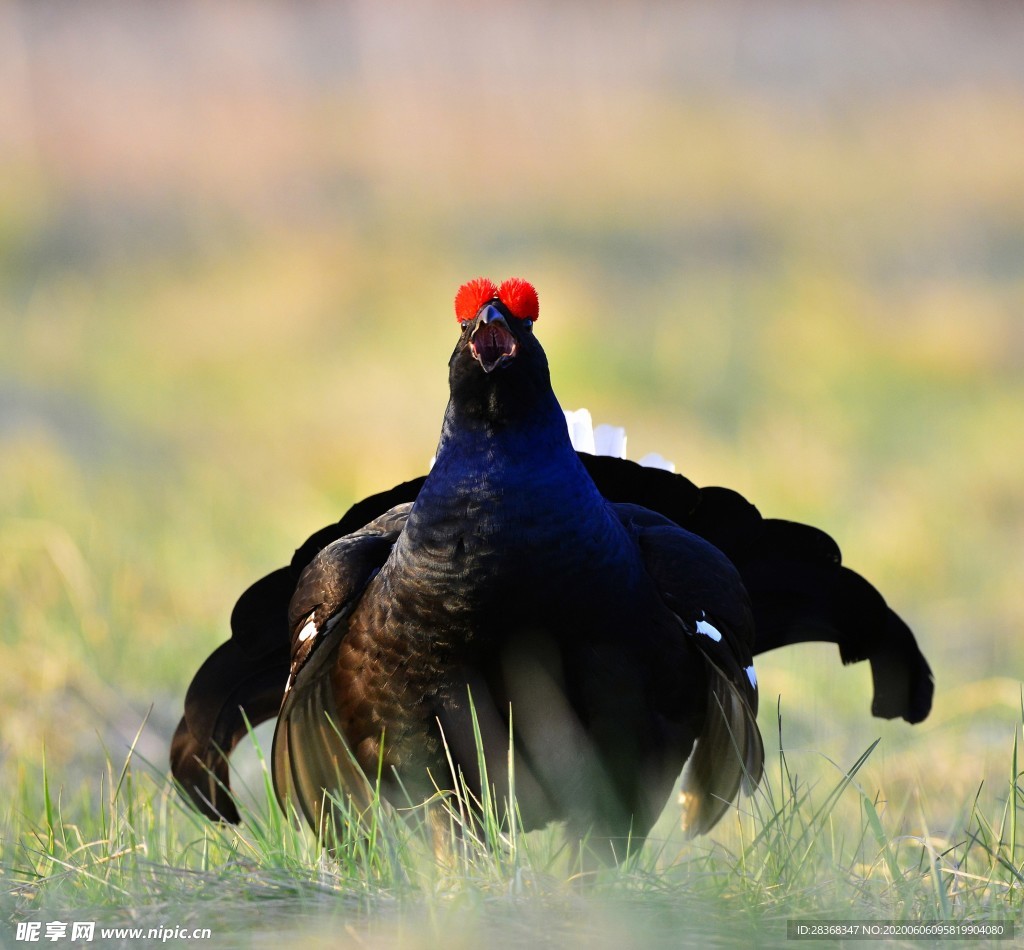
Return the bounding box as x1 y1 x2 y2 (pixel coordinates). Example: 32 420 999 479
730 520 933 724
869 609 934 724
170 566 294 821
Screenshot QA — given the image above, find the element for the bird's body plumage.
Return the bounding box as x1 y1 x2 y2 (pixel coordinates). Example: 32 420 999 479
171 279 932 857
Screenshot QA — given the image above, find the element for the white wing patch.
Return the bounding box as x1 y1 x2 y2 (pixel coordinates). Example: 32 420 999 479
563 408 675 470
745 665 757 688
695 618 723 642
297 614 318 643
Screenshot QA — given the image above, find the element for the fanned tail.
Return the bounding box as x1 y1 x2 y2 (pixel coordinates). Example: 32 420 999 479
170 455 932 827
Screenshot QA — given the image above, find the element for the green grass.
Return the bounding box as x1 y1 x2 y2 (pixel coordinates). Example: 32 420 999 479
4 707 1023 947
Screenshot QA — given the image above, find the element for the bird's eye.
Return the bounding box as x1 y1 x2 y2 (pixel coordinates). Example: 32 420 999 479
521 320 533 331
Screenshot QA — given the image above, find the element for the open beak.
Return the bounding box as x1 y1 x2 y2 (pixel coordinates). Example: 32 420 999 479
469 304 518 373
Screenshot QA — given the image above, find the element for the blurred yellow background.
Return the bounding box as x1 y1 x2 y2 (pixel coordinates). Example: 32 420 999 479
1 0 1022 840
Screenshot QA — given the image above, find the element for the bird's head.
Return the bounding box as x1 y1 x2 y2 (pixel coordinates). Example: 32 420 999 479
454 276 539 373
447 277 553 422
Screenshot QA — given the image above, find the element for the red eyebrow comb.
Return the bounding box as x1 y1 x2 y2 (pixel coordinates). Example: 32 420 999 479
454 277 539 323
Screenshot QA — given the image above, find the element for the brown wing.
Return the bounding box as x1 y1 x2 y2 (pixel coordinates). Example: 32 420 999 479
621 504 764 837
271 504 411 829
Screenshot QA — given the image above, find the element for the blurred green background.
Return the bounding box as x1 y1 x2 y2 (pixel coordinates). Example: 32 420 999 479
1 0 1022 846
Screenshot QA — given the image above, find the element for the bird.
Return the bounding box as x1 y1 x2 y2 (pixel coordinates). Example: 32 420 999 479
170 277 933 860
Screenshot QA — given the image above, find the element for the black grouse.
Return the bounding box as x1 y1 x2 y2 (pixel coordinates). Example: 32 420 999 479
171 277 933 858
